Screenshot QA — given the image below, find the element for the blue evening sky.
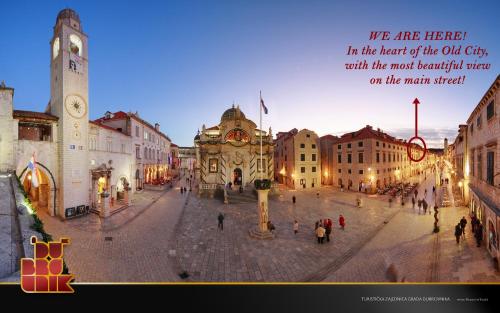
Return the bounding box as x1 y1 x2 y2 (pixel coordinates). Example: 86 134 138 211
1 0 498 147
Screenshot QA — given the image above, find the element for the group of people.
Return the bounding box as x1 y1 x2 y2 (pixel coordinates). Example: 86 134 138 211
180 186 188 194
411 187 435 214
454 215 484 247
313 215 345 244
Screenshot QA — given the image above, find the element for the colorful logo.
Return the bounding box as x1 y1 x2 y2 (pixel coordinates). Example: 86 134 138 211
20 236 74 293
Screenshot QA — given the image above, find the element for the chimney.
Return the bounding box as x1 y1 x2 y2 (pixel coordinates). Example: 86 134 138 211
155 123 160 132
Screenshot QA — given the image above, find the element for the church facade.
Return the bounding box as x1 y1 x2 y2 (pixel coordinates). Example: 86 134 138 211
0 9 174 220
194 105 274 195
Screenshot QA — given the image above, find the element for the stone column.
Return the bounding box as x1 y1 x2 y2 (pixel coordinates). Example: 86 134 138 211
100 194 110 218
249 188 274 239
257 189 269 232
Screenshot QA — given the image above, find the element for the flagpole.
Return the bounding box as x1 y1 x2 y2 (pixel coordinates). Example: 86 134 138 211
260 91 263 180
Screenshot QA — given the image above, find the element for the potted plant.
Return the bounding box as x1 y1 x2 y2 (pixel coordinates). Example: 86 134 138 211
254 179 271 190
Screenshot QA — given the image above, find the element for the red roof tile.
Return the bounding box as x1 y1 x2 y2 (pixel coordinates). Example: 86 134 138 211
13 110 58 121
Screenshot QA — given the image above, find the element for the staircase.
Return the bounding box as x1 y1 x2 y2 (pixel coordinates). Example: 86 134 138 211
226 189 257 204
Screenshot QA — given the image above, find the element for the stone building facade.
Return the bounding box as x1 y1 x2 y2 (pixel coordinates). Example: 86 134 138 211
319 134 339 185
450 75 500 263
194 105 274 195
330 125 432 192
0 9 174 219
274 129 321 189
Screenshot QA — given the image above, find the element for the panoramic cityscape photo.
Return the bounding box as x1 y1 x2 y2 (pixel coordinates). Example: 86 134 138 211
0 0 499 287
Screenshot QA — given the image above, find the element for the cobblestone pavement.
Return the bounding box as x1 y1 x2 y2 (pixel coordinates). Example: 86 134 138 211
38 179 189 282
323 170 500 283
174 184 406 282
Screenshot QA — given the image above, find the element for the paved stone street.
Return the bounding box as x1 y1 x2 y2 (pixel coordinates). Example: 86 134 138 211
31 170 500 282
174 185 404 282
323 171 500 282
39 178 189 282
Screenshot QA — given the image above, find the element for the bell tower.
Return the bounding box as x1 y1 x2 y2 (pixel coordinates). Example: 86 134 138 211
49 8 90 218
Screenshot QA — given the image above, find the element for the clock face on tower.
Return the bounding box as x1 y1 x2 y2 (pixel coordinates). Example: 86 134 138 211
65 94 87 119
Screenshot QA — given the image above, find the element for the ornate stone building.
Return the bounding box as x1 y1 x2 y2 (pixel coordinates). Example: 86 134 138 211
194 105 274 195
0 9 174 220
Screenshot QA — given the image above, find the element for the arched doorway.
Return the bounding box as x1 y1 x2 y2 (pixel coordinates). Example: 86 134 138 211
338 178 343 188
22 169 49 211
18 162 57 216
233 168 242 185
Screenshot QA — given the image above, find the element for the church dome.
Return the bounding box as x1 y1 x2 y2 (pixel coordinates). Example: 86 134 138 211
56 8 80 23
221 106 245 123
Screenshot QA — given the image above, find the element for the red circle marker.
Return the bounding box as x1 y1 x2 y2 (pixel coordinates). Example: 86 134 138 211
407 136 427 162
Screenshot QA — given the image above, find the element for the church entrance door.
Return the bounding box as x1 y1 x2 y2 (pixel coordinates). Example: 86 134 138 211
233 168 242 185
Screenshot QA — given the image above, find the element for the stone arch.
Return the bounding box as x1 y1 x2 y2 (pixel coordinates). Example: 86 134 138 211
18 162 57 216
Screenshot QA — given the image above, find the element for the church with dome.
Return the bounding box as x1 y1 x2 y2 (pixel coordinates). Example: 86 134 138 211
194 105 274 195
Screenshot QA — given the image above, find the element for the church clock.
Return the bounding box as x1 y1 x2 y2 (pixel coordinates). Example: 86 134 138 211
65 94 87 119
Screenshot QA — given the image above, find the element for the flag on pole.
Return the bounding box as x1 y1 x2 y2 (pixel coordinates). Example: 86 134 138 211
28 153 39 188
260 95 268 114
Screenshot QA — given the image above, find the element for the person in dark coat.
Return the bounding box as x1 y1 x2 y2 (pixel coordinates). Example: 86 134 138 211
455 223 462 244
411 197 416 209
471 214 477 233
325 219 332 242
475 223 483 247
217 213 225 231
460 216 467 237
292 195 296 204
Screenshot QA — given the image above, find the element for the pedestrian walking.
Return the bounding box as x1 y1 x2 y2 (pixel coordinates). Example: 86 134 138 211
455 223 462 244
423 199 428 214
475 223 483 247
460 216 467 237
217 212 225 231
471 214 477 233
325 219 332 242
432 186 436 194
411 197 416 209
316 224 325 244
414 189 418 199
293 220 299 234
180 187 184 194
292 195 296 204
417 199 422 213
339 214 345 230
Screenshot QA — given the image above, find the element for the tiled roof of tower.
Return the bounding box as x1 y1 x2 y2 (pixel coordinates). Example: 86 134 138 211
13 110 58 121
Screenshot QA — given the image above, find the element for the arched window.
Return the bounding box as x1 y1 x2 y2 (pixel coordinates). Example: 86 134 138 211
69 34 82 56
